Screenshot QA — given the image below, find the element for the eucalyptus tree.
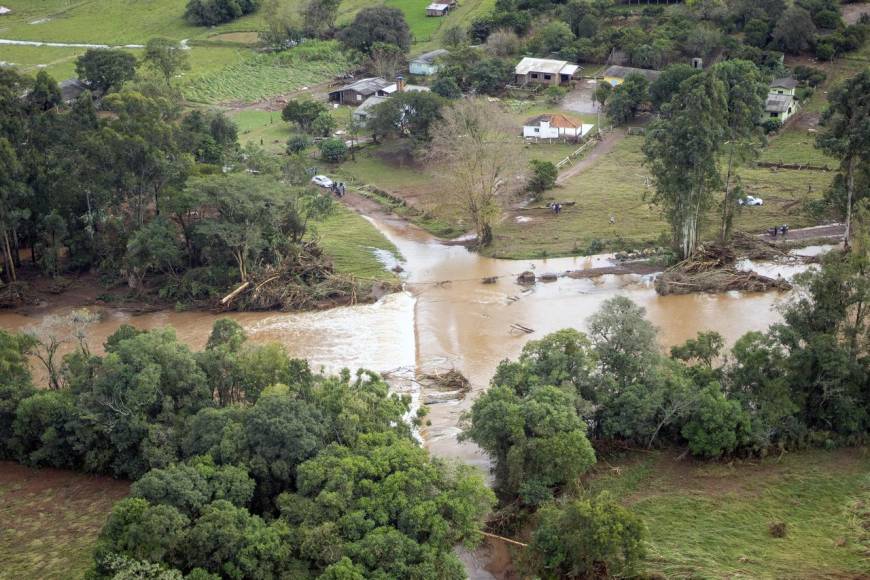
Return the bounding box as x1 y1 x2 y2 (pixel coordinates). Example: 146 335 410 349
643 72 727 259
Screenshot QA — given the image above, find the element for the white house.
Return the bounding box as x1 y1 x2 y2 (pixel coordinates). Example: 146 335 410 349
352 95 390 127
765 93 798 123
514 58 579 86
769 77 798 96
523 114 594 141
409 49 448 76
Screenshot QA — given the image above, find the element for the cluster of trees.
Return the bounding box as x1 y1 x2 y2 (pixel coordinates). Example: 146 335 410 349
0 320 495 578
185 0 259 26
466 0 868 69
0 49 342 306
463 250 867 574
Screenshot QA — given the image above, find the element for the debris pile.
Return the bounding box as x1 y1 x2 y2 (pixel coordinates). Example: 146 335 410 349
419 369 472 405
655 241 791 296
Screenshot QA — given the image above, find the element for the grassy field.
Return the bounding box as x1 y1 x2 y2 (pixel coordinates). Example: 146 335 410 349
587 447 870 579
316 203 401 280
759 127 838 167
0 462 129 580
486 135 835 259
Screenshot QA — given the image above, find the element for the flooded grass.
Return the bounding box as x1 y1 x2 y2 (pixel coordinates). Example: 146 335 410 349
0 462 129 580
587 447 870 579
316 203 401 280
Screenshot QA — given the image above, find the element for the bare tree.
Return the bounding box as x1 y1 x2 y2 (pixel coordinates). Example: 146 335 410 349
429 100 526 247
24 308 99 389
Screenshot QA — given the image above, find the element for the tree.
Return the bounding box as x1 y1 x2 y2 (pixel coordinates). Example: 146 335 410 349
301 0 340 38
76 49 138 93
429 100 525 246
259 0 302 50
681 384 751 457
648 63 700 110
368 91 444 142
461 385 596 505
310 111 336 138
816 69 870 247
533 21 575 54
13 390 81 468
744 18 771 48
607 73 649 125
587 296 659 388
528 493 646 579
184 0 259 26
27 71 62 112
143 38 191 84
711 60 766 242
772 6 817 54
643 72 727 259
319 138 347 163
527 160 558 198
367 42 406 81
125 218 183 291
338 7 411 55
469 58 513 95
281 99 328 133
431 77 462 99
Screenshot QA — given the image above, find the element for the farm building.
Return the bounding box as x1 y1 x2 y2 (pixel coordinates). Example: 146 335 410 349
352 96 390 127
329 77 396 106
59 79 88 103
410 49 448 76
514 57 580 86
765 93 797 123
769 77 798 96
523 114 594 141
602 65 661 86
426 3 450 16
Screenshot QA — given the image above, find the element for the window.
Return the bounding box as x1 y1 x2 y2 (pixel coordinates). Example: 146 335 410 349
771 112 779 117
356 94 362 101
534 128 540 132
531 73 538 79
544 74 552 80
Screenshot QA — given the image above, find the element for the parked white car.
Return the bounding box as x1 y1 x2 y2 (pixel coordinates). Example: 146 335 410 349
738 195 763 206
311 175 334 188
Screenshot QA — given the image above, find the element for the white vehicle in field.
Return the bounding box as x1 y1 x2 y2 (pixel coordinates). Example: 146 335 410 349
738 195 763 206
311 175 334 188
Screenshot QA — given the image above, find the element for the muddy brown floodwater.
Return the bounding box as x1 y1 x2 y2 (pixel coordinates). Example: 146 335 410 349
0 215 824 579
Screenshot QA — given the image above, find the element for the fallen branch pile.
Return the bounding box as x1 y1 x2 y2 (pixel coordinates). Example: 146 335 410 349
655 240 791 296
418 369 472 405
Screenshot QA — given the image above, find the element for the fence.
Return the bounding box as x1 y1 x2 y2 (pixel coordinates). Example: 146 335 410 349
555 135 600 169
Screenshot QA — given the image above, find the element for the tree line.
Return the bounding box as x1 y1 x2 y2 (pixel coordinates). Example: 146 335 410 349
462 247 868 576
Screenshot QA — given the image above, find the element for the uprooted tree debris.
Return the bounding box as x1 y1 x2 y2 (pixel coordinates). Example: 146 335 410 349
219 241 394 311
655 238 792 296
418 369 472 405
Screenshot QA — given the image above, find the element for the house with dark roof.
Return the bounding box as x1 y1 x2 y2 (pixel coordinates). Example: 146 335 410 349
523 114 594 141
770 77 798 96
409 49 448 76
328 77 396 106
602 65 661 86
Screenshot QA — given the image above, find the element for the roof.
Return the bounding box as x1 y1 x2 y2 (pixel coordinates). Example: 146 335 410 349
515 57 576 76
524 114 581 129
770 77 798 89
602 65 661 82
427 3 450 10
404 84 431 92
353 95 390 116
411 49 448 65
332 77 393 96
765 93 794 113
0 6 11 15
59 78 87 102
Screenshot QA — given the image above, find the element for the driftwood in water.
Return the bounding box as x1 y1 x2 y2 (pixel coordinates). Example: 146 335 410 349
510 323 535 334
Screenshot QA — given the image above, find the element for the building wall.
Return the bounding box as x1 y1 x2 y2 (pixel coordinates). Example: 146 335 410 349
771 87 796 96
410 62 438 76
523 123 580 139
518 71 562 86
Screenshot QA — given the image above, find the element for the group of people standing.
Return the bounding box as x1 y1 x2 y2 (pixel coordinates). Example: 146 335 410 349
331 182 347 197
769 224 790 237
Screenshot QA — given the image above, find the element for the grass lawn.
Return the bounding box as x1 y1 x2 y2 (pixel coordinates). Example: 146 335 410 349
0 462 129 580
230 109 295 153
760 126 838 167
486 135 835 259
587 447 870 579
316 203 400 281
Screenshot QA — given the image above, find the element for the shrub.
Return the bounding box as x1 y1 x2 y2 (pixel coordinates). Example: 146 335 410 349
185 0 259 26
432 77 462 99
544 85 568 104
762 118 782 134
319 138 347 162
286 134 311 154
528 160 558 197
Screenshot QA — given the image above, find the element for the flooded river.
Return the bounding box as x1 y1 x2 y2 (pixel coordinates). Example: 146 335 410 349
0 215 811 469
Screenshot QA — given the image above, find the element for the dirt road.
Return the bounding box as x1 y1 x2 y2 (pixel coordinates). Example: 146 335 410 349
555 128 626 184
757 222 845 241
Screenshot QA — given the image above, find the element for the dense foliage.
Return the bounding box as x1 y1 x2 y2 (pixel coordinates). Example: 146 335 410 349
185 0 259 26
0 320 494 578
0 66 343 307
